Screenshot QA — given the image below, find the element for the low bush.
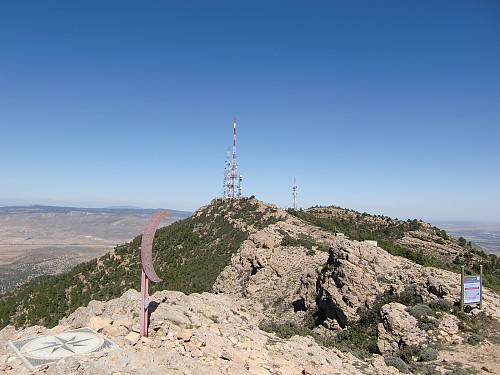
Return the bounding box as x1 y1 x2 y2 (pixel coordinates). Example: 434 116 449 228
334 287 423 357
406 304 432 318
258 320 311 340
280 233 317 250
418 316 440 331
411 363 440 375
398 345 422 363
419 347 438 362
467 333 484 345
445 369 468 375
384 356 410 373
428 299 452 312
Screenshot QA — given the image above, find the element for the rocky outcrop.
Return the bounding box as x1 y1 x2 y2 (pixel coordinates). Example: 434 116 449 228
397 231 464 261
214 206 500 331
316 241 455 327
215 223 456 329
317 240 500 327
377 303 427 355
213 220 331 325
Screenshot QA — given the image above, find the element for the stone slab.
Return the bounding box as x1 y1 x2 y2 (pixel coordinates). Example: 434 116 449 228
8 327 117 370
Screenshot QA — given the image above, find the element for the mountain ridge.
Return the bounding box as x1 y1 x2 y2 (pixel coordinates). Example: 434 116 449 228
0 204 191 217
1 197 499 374
2 197 498 329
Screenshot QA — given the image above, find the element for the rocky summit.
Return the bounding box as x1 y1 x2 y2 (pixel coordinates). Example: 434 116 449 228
1 289 376 375
1 198 499 374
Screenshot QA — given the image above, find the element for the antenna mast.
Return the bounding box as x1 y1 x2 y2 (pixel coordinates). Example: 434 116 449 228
222 117 242 198
230 117 237 197
293 178 297 210
222 146 230 198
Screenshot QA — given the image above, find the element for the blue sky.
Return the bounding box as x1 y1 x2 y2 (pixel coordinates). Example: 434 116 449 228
1 1 499 220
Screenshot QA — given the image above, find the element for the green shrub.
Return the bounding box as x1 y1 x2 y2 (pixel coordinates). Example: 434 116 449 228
405 304 432 318
418 316 440 331
280 233 318 250
428 299 452 312
445 369 468 375
384 356 410 373
258 320 311 339
419 347 438 362
412 363 441 375
398 345 422 363
467 333 484 345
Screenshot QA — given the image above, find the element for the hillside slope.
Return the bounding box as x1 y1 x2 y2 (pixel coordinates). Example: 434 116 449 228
0 205 190 294
0 198 280 329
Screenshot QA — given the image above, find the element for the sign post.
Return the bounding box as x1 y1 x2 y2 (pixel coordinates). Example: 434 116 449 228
140 209 172 337
460 265 483 312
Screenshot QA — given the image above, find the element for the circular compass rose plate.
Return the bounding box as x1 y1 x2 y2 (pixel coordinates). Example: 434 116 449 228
8 327 116 370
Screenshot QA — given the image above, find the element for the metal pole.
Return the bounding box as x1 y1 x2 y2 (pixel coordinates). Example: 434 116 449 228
293 178 297 210
231 117 237 198
460 265 465 312
140 268 149 337
479 264 483 310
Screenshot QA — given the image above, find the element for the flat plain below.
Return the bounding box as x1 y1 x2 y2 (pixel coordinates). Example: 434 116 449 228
430 220 500 255
0 206 190 295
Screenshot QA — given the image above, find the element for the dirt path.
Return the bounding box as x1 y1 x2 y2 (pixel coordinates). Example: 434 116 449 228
438 340 500 374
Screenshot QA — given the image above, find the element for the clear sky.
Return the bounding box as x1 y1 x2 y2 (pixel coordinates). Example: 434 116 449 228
1 1 499 221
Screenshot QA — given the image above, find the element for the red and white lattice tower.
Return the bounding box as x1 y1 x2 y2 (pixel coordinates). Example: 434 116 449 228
223 117 242 198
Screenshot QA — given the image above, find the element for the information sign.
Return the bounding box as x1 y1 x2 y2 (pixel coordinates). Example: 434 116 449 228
460 265 483 311
463 275 481 304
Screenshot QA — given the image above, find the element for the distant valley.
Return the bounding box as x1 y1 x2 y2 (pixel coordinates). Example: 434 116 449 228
0 205 190 295
431 220 500 255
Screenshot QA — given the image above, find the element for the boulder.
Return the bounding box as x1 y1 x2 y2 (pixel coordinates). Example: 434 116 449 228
377 302 427 354
88 316 112 332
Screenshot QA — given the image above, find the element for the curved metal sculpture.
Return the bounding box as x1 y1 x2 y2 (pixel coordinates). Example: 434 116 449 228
140 209 172 282
140 209 172 337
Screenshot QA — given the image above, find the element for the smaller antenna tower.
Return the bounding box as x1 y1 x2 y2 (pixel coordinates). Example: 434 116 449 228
292 178 297 210
222 147 230 198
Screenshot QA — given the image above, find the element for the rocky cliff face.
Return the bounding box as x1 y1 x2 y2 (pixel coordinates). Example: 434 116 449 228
213 218 331 325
